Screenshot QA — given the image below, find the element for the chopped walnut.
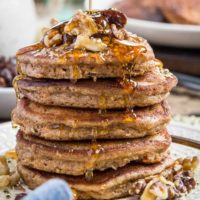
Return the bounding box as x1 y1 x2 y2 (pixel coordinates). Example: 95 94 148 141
64 10 106 52
43 29 62 47
50 18 60 26
132 156 199 200
0 175 10 188
149 176 174 199
173 164 182 172
111 24 128 40
64 10 98 36
9 171 20 187
0 156 9 175
183 157 199 171
41 27 50 35
40 9 130 51
0 152 20 189
140 176 172 200
129 179 146 195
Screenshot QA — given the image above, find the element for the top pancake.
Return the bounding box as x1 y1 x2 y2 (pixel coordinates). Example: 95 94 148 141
16 9 162 79
16 35 159 80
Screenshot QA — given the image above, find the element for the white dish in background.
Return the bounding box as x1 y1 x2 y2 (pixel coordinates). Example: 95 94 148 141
84 0 200 48
0 88 16 119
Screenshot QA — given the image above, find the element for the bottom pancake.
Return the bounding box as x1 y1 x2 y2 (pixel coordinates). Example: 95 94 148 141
18 157 174 199
16 130 171 176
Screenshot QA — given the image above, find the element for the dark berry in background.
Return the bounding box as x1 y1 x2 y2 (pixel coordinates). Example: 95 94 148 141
0 56 16 87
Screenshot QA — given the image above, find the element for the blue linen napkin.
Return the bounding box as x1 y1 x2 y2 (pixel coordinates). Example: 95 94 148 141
23 179 73 200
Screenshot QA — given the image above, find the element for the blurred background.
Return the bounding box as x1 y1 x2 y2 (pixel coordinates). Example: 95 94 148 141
0 0 199 125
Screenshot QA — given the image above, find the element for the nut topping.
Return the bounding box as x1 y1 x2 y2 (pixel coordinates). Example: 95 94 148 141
43 29 62 47
129 156 199 200
111 24 128 40
50 18 60 26
0 175 10 188
64 10 98 36
0 152 20 189
0 156 9 176
41 9 130 51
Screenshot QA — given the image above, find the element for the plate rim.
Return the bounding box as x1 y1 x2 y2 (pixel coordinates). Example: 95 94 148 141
127 18 200 32
0 87 15 93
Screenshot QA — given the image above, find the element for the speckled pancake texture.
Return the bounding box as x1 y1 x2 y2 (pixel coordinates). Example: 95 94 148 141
17 68 177 108
13 98 171 140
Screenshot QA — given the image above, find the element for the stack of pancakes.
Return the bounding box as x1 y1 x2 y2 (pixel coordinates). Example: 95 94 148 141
12 9 178 199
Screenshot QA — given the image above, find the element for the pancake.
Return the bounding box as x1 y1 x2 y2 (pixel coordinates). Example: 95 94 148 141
16 130 171 176
17 68 177 109
160 0 200 25
16 9 162 80
12 98 171 140
16 36 160 79
17 157 174 199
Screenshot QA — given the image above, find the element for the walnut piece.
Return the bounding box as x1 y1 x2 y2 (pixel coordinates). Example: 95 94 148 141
43 29 62 47
64 10 98 36
140 176 173 200
111 24 128 40
0 175 10 188
50 18 60 26
0 156 9 175
139 156 199 200
0 152 20 189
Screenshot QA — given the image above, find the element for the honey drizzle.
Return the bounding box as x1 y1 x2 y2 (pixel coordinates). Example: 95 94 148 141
118 75 138 108
110 39 147 64
5 150 17 160
70 65 81 80
98 94 107 110
71 189 78 200
57 36 147 68
123 108 136 123
85 139 102 181
11 111 18 129
12 75 27 99
115 45 144 107
118 78 138 94
16 60 23 76
153 58 163 69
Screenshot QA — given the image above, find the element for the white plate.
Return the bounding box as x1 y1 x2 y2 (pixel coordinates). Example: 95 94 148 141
84 0 200 48
0 88 16 119
0 121 200 199
0 122 18 154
